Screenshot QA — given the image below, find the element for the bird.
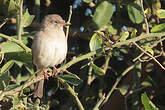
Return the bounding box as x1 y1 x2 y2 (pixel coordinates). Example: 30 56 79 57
32 14 68 98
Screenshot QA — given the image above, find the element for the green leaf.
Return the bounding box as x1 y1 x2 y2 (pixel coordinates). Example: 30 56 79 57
23 9 35 27
24 64 34 74
12 93 20 108
119 85 129 95
120 31 129 42
83 0 93 3
0 71 11 90
59 74 82 86
90 62 105 76
7 0 18 17
1 60 14 74
1 41 24 53
5 52 32 66
16 73 30 85
14 60 24 68
4 52 33 74
13 35 29 45
156 9 165 19
92 1 113 29
89 33 103 51
106 24 117 34
127 3 144 24
131 29 137 38
144 8 151 18
141 81 152 87
152 0 161 9
151 23 165 33
141 92 159 110
144 46 154 56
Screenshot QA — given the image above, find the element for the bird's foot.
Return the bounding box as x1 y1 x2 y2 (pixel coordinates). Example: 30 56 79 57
43 69 51 80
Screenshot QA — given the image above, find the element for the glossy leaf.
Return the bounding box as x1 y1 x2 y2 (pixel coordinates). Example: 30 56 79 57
141 92 159 110
89 33 103 51
120 31 129 42
151 23 165 33
90 62 105 76
60 74 82 86
131 29 137 38
127 3 144 24
141 81 152 87
1 41 24 53
1 60 14 74
23 9 35 27
156 9 165 19
92 1 113 29
144 8 151 18
119 85 129 95
144 46 154 56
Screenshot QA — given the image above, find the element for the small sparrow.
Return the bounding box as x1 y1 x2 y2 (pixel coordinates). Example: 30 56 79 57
32 14 68 98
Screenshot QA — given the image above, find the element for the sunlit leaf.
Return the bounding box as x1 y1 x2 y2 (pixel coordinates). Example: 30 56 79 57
151 23 165 33
1 60 14 74
60 74 82 86
16 73 30 85
92 1 113 29
120 31 129 42
144 46 154 56
90 62 105 76
89 33 103 51
1 41 24 53
141 81 152 87
141 92 159 110
23 9 35 27
7 0 18 17
14 60 23 68
152 0 161 9
156 9 165 19
131 29 137 38
83 0 93 3
144 8 151 18
12 93 20 108
24 64 34 74
127 3 144 24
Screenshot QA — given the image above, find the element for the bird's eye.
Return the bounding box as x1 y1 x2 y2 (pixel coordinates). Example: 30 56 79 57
54 21 58 23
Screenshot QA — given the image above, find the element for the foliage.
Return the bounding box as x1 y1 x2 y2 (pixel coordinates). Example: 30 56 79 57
0 0 165 109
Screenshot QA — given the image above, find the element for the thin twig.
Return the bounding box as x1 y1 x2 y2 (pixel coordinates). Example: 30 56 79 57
17 0 23 41
111 32 165 48
66 6 72 40
133 37 165 62
140 0 149 33
58 78 84 110
102 64 136 105
133 42 165 70
0 32 165 102
93 94 105 110
0 18 8 28
0 33 31 52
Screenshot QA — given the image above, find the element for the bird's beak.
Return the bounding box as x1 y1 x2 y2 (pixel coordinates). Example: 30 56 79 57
61 20 71 26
